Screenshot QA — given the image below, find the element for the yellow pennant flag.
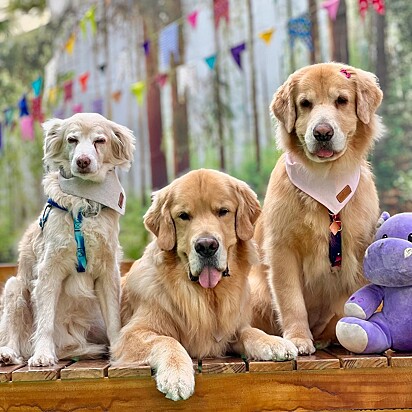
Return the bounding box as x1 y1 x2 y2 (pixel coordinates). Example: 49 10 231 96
47 87 58 105
131 81 146 106
258 28 275 45
65 33 76 55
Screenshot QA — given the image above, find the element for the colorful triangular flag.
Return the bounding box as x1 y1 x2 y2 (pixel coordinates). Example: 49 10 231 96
85 6 97 34
143 40 150 56
131 81 146 106
92 98 104 115
159 22 180 68
187 10 199 28
230 42 246 69
258 28 275 45
155 73 168 87
321 0 340 21
65 33 76 55
79 72 90 92
112 90 122 102
214 0 229 27
31 96 44 122
20 115 34 141
64 80 73 102
288 14 313 51
73 103 83 114
205 54 217 70
18 95 30 117
32 76 43 97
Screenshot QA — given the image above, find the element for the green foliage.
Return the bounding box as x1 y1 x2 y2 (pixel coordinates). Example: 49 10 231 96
119 195 150 260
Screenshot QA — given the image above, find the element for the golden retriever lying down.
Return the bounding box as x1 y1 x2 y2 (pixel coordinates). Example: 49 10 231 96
111 169 298 401
250 63 383 355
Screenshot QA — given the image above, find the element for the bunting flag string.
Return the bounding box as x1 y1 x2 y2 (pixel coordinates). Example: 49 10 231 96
230 42 246 69
321 0 340 21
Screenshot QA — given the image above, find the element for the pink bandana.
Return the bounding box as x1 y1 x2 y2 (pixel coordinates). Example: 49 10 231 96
285 152 360 214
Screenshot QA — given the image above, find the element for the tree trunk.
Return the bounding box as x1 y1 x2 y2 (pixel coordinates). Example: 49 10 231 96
330 0 349 63
309 0 320 64
246 0 261 172
375 13 387 95
144 20 168 189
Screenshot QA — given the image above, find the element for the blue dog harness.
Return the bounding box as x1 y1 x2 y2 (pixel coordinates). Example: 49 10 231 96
39 198 87 272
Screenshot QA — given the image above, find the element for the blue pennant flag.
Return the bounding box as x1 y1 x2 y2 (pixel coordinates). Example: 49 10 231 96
159 22 180 68
18 95 30 117
288 14 313 51
205 54 217 70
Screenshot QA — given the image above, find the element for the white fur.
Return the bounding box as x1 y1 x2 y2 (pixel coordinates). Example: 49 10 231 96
0 113 135 366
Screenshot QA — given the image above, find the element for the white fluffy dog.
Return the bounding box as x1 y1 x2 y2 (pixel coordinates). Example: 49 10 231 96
0 113 135 366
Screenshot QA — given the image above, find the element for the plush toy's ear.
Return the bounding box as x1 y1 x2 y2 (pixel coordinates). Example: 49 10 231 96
376 211 390 229
144 186 176 251
270 74 298 134
354 68 383 124
234 180 261 241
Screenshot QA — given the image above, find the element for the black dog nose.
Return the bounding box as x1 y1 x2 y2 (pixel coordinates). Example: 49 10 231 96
313 123 334 141
76 155 91 169
195 237 219 258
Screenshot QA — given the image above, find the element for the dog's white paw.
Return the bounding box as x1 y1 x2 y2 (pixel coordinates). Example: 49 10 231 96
28 351 57 367
248 336 298 361
290 337 316 355
155 365 195 401
0 346 24 365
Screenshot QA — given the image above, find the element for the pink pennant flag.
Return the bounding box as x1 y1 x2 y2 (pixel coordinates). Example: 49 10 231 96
20 115 34 141
72 103 83 114
64 80 73 102
214 0 229 28
321 0 340 20
155 73 168 87
187 10 199 28
372 0 385 15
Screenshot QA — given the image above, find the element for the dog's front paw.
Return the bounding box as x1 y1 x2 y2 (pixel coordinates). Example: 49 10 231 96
248 336 298 361
28 351 57 367
0 346 24 365
290 337 316 355
155 365 195 401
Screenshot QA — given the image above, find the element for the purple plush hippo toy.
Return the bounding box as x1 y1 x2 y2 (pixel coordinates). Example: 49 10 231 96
336 212 412 353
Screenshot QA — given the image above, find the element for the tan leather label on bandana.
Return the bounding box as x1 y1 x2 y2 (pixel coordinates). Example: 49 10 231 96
336 185 352 203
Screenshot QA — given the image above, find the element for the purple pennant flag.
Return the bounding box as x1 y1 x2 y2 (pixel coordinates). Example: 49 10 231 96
143 40 150 56
230 42 246 69
92 98 103 115
18 95 30 117
159 22 179 68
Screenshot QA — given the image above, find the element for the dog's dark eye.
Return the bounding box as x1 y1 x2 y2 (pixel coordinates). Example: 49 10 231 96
218 208 229 217
300 99 312 108
67 137 78 144
336 96 348 105
178 212 190 221
94 138 106 144
408 233 412 242
382 234 388 239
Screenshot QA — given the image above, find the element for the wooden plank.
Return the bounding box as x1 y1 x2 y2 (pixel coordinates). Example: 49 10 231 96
61 359 109 380
296 349 340 370
108 364 152 378
326 346 388 369
1 367 412 411
201 357 246 374
385 350 412 368
11 360 72 382
0 364 25 382
248 359 294 372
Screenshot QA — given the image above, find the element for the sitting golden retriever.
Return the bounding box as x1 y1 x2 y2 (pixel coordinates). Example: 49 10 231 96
0 113 135 366
111 169 298 401
250 63 383 355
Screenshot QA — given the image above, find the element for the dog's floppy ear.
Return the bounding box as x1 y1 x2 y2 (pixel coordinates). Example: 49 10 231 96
144 186 176 251
354 68 383 124
234 180 261 241
109 121 136 170
42 118 64 163
270 74 297 133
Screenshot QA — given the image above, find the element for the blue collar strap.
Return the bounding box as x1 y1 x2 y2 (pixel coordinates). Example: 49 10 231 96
39 198 87 272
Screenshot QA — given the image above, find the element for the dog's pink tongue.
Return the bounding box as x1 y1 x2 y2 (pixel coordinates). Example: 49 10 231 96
198 267 222 289
317 148 334 158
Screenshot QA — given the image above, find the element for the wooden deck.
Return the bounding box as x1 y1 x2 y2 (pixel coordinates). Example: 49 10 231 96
0 264 411 410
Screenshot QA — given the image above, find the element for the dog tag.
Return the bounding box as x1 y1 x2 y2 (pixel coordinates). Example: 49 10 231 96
329 221 341 235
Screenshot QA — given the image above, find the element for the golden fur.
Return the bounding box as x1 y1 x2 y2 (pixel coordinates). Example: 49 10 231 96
250 63 383 355
111 169 297 401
